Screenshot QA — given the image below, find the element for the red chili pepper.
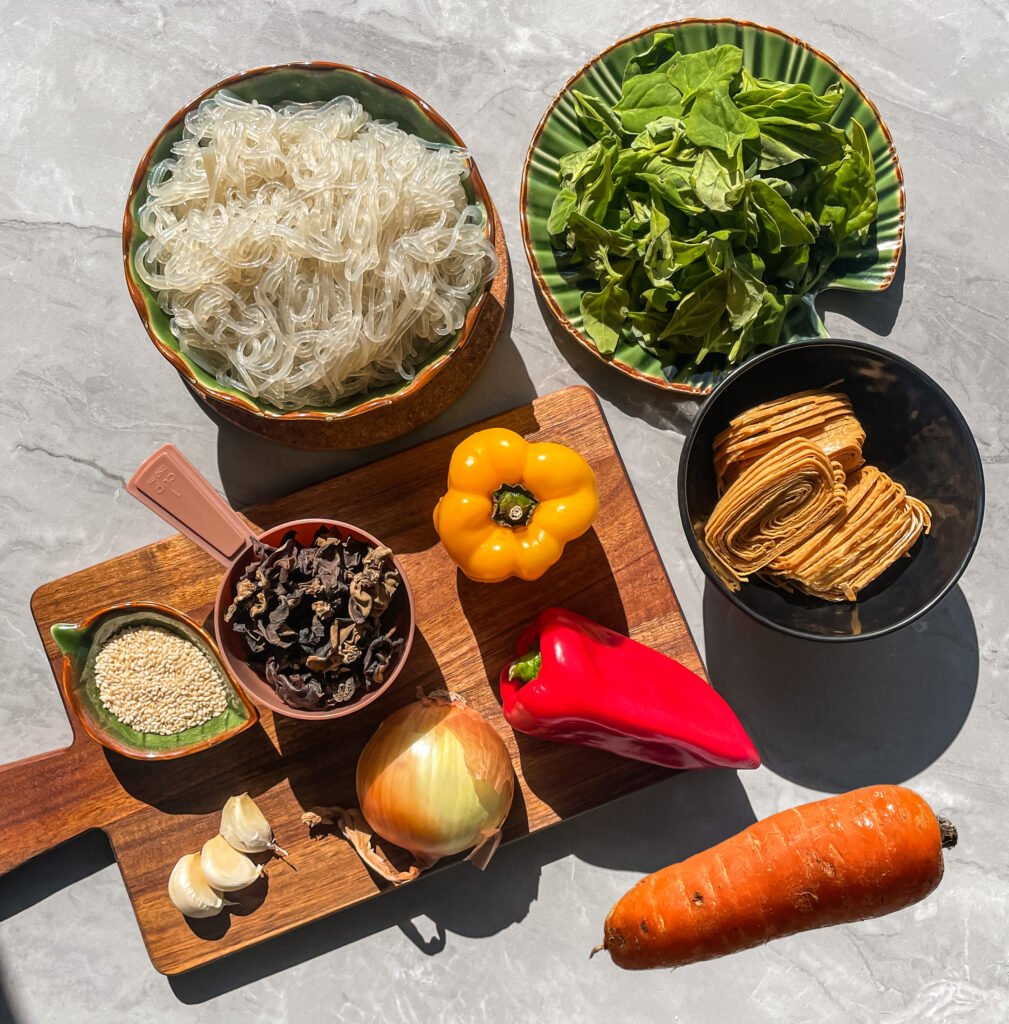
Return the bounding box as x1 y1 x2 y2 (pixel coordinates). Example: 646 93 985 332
499 608 760 771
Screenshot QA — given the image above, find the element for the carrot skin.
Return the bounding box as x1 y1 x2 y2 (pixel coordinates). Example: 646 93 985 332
602 785 951 970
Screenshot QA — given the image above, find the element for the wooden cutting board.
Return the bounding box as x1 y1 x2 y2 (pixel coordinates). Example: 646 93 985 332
5 385 704 975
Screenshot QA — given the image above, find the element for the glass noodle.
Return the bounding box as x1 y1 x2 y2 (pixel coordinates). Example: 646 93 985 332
136 92 497 410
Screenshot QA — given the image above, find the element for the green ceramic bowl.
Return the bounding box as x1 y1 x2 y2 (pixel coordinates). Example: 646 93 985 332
52 603 258 760
123 63 496 423
520 19 905 395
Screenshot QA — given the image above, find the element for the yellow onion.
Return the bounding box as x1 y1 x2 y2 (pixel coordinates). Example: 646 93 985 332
355 692 514 873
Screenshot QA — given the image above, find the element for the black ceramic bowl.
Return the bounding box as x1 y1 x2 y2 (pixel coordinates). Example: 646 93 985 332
678 340 984 642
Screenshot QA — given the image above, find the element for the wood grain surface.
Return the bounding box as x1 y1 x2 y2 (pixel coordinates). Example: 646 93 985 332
9 385 704 975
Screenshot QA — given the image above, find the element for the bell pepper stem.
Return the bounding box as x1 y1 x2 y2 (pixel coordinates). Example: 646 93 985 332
508 646 542 684
491 483 539 528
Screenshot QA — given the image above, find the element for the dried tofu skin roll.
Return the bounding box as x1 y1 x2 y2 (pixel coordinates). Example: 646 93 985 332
714 389 866 493
772 465 932 601
703 438 847 587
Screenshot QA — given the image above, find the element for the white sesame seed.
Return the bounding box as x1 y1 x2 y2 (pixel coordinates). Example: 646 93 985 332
93 626 229 735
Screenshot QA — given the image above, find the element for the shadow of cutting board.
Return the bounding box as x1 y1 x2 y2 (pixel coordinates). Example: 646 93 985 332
5 385 704 974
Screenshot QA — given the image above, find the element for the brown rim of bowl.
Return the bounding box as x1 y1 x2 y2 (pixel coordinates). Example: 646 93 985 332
123 61 498 422
59 600 259 761
213 517 417 721
519 18 907 397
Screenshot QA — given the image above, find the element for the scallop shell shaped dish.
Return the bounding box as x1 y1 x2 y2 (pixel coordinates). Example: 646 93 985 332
521 18 905 395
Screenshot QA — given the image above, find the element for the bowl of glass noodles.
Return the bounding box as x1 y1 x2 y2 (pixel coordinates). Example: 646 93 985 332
123 63 502 448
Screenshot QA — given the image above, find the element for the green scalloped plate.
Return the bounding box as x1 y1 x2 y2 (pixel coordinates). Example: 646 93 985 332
520 19 905 395
123 63 496 422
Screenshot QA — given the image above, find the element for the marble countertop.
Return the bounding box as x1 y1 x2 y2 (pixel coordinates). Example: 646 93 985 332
1 1 1006 1020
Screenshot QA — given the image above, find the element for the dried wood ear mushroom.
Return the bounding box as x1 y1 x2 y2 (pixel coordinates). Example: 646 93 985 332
226 528 406 711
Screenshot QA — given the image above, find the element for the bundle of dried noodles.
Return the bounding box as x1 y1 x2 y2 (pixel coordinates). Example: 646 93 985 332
713 389 865 493
771 465 932 601
701 388 932 602
703 438 848 586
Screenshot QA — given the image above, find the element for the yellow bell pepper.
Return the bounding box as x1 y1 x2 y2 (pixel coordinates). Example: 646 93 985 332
433 428 599 583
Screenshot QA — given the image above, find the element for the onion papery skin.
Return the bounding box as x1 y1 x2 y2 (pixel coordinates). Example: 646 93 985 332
356 696 514 864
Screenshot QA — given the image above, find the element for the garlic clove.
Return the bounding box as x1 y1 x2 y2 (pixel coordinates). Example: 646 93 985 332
168 853 226 918
201 834 263 892
220 793 286 856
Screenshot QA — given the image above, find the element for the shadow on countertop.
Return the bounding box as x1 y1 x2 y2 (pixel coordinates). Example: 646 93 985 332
0 729 756 1006
817 242 906 339
198 285 535 512
0 967 17 1024
532 286 699 437
529 245 906 434
0 830 113 922
168 767 754 1003
703 579 978 792
0 830 114 1023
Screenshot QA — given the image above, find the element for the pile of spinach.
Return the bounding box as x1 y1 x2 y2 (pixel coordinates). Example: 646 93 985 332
548 37 878 369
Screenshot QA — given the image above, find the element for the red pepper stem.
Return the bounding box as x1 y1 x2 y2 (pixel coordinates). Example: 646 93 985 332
507 646 542 685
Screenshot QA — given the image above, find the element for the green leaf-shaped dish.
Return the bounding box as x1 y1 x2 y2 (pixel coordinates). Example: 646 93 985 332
52 603 257 760
520 19 905 395
123 62 496 423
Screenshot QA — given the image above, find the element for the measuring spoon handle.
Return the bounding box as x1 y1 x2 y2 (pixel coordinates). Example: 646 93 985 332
127 444 256 567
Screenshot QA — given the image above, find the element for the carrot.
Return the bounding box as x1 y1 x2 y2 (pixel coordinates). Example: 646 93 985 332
595 785 957 970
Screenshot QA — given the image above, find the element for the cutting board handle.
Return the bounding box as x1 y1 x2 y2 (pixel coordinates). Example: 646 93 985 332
0 742 113 876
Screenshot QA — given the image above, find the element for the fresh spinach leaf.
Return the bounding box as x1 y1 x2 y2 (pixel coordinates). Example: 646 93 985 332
572 90 623 141
685 84 760 154
581 277 629 354
550 38 879 372
756 131 809 171
813 120 878 243
632 116 683 149
758 118 848 163
566 210 637 256
668 44 743 102
691 147 744 212
614 72 683 133
622 32 681 82
548 187 577 236
577 141 618 221
749 179 815 246
641 282 680 311
663 272 729 337
726 252 766 331
736 81 843 122
559 142 604 185
638 168 704 215
771 243 810 288
669 236 714 268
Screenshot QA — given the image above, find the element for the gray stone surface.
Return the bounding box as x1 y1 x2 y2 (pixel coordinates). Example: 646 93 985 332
0 1 1005 1020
